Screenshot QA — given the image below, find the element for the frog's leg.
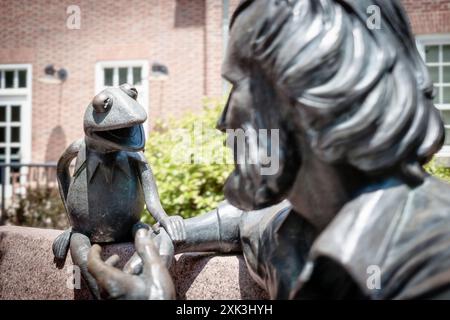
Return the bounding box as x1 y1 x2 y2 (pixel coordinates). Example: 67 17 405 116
70 232 101 299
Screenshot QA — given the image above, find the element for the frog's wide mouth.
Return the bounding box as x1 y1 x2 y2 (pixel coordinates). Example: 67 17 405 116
92 124 145 151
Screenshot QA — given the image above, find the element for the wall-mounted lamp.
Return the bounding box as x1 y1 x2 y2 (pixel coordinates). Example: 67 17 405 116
150 62 169 80
37 64 68 84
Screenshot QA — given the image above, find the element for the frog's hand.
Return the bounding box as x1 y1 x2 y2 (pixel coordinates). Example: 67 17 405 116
57 139 83 213
52 227 72 260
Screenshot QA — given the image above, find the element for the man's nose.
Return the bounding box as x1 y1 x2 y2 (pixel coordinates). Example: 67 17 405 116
216 97 230 132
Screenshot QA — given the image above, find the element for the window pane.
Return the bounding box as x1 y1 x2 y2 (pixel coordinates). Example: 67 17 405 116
444 66 450 83
10 147 20 159
10 166 20 175
444 87 450 105
18 70 27 88
10 158 20 177
0 106 6 122
444 45 450 63
426 45 440 63
5 71 14 88
441 110 450 124
434 86 441 104
445 128 450 146
118 67 128 85
133 67 142 85
429 66 440 83
0 148 5 164
0 128 6 143
104 68 113 86
11 127 20 142
11 105 20 122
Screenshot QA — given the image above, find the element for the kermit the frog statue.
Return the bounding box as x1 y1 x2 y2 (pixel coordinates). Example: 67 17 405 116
52 84 185 299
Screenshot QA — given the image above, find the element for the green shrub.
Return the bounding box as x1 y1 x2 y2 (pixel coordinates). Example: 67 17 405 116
142 98 233 223
5 187 68 229
424 158 450 182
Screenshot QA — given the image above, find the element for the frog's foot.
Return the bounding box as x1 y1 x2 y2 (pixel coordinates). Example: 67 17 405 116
70 233 101 300
52 228 72 261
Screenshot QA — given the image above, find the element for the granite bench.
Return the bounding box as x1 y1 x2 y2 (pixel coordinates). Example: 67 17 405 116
0 226 268 300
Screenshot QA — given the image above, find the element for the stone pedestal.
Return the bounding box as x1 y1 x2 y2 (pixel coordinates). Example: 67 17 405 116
0 226 268 300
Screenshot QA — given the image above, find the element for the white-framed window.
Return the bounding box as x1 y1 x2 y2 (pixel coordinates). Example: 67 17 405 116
0 64 33 195
417 34 450 156
95 60 149 131
0 67 29 93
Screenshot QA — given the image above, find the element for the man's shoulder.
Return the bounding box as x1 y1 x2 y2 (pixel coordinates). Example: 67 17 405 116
308 176 450 299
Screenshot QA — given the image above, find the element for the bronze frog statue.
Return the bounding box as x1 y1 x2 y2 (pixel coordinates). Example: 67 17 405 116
52 84 185 299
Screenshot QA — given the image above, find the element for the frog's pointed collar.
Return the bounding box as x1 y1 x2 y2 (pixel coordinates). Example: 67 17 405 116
85 151 133 183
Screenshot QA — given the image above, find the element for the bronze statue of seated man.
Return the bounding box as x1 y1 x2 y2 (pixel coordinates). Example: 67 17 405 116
86 0 450 300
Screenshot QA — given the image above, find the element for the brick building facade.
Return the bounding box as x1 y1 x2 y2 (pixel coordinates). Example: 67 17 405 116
0 0 449 168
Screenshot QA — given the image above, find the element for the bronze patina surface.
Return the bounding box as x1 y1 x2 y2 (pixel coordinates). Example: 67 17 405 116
87 0 450 300
53 84 184 299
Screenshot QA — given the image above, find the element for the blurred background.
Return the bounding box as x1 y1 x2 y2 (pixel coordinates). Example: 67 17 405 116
0 0 449 229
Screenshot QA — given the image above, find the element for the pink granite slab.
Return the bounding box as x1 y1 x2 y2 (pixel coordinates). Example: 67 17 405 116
0 226 267 300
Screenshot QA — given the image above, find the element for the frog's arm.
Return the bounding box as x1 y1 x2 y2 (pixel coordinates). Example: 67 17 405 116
135 157 168 222
135 153 186 241
57 139 83 213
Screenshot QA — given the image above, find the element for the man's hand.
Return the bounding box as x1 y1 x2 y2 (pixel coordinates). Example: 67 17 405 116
87 229 175 300
160 215 186 241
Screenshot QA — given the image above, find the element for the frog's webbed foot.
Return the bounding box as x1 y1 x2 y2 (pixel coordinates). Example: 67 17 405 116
70 233 101 300
52 228 72 263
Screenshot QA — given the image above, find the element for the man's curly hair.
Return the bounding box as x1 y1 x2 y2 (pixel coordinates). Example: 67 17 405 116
230 0 444 181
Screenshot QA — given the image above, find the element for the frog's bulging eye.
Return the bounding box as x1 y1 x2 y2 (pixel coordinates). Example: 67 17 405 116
92 92 112 113
120 83 138 100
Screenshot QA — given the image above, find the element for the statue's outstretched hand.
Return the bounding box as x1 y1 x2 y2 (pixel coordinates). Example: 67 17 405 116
160 215 186 241
87 229 175 300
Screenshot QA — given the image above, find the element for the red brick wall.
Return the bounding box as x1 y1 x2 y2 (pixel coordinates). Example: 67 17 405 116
0 0 449 163
0 0 214 162
402 0 450 34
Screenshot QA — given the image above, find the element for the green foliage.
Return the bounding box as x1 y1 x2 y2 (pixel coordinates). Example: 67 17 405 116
142 98 233 223
6 187 68 229
424 158 450 182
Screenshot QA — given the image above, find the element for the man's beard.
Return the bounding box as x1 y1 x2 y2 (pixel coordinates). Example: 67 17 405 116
223 123 301 211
